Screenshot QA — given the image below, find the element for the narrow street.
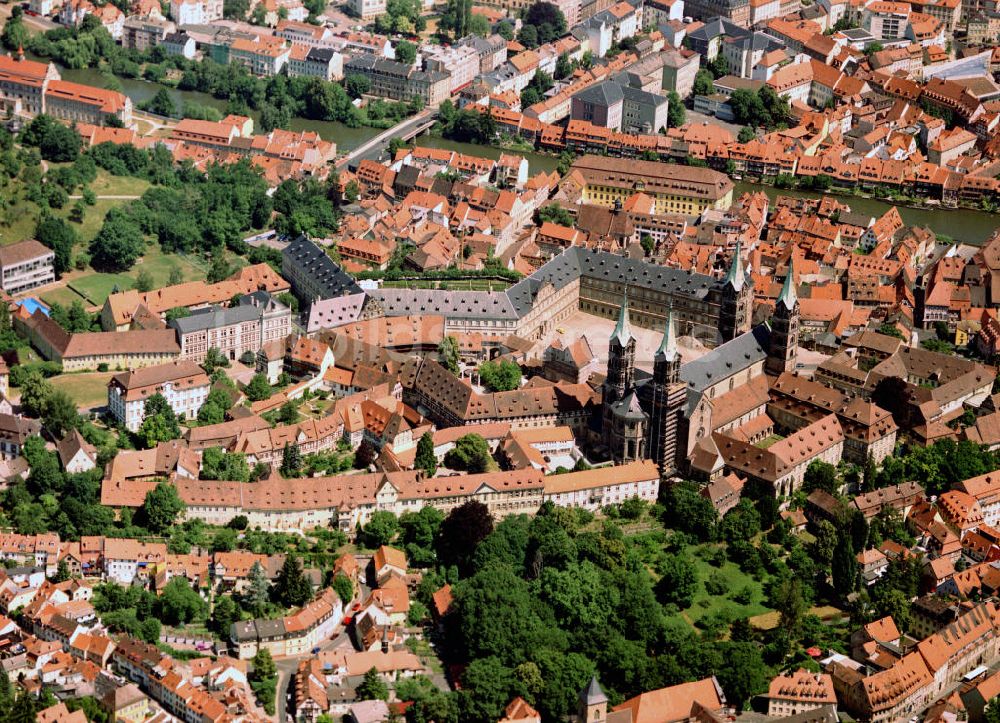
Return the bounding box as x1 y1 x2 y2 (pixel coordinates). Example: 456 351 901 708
274 629 351 721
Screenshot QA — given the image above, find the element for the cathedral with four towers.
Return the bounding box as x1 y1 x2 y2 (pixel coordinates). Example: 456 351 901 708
600 245 801 476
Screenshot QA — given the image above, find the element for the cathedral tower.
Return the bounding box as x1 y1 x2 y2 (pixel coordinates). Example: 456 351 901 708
602 291 645 462
766 256 800 377
604 290 635 406
718 240 753 343
648 309 686 475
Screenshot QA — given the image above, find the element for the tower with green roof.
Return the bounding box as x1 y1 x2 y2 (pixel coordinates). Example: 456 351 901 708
766 256 800 376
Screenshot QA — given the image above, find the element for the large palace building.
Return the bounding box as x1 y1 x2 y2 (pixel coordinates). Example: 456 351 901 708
568 155 735 216
364 246 753 344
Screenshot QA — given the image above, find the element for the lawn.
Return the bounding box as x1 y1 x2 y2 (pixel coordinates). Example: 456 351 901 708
756 434 786 449
381 278 513 292
65 245 209 306
670 543 772 630
40 285 89 308
49 371 115 410
0 183 140 248
86 170 151 197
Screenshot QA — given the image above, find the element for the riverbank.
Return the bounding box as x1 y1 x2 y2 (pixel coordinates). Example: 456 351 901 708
43 62 385 151
24 49 1000 244
411 135 998 243
732 182 999 245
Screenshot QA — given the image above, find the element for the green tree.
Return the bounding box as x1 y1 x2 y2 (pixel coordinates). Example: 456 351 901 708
35 215 77 276
414 431 437 476
666 91 685 128
19 368 53 417
273 553 313 608
460 657 514 720
663 481 718 541
345 74 371 99
277 401 300 425
656 552 697 607
803 460 838 494
707 54 730 78
244 561 270 617
773 576 807 635
244 373 272 402
211 593 239 635
398 505 444 566
158 577 208 624
396 40 417 64
203 347 230 374
144 88 177 117
438 336 460 373
356 666 389 701
437 500 493 575
89 208 144 272
832 533 859 598
333 574 354 604
43 390 81 439
250 648 277 714
1 10 28 51
714 642 770 710
140 481 184 533
135 268 154 293
204 254 230 283
140 393 181 448
361 510 399 547
535 202 574 227
280 442 302 477
693 69 715 96
444 434 493 472
52 558 71 583
478 359 521 392
524 1 566 44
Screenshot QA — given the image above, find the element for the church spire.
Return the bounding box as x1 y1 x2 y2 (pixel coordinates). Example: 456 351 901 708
611 288 633 347
777 256 798 311
724 240 745 292
655 307 678 363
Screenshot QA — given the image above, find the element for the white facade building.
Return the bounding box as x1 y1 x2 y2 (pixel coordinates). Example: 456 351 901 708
107 361 212 432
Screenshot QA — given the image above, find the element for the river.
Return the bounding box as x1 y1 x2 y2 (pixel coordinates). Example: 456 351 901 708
733 182 1000 245
34 63 1000 240
410 138 999 244
53 65 381 150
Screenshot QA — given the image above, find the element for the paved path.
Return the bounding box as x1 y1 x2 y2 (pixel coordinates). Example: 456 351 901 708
68 194 142 200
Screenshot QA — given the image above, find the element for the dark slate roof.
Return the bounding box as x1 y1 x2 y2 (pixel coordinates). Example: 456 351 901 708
687 17 747 41
680 323 771 393
572 80 625 107
373 248 723 324
581 676 608 705
620 84 668 107
282 235 364 300
568 247 721 300
372 288 519 319
306 47 337 63
169 303 263 334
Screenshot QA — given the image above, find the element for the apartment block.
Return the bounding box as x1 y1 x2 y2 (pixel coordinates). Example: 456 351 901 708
343 55 451 107
0 239 55 295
